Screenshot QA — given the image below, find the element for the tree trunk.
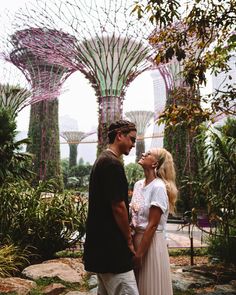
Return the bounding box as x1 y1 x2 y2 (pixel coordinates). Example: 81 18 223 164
27 99 63 191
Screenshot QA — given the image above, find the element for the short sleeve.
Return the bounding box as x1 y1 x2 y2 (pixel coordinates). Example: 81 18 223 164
149 185 168 213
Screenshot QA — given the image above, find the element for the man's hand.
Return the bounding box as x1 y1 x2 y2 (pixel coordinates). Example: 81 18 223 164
128 240 136 256
133 254 142 269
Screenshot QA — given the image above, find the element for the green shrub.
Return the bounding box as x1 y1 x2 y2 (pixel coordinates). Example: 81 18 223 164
207 228 236 265
0 181 87 262
0 107 32 185
0 243 29 277
197 118 236 265
125 162 144 190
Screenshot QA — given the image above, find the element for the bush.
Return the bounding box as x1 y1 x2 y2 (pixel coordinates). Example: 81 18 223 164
125 162 144 190
0 243 29 277
0 107 32 185
207 228 236 265
0 181 88 262
197 118 236 264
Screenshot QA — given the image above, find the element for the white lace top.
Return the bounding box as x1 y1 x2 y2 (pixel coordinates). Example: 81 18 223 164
130 178 169 232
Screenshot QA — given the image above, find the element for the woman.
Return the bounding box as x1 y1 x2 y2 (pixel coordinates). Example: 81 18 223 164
130 148 178 295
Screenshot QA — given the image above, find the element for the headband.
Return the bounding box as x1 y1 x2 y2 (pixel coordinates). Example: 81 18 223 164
108 124 136 134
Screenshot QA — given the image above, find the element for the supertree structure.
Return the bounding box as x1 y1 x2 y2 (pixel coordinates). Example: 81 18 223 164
125 110 153 162
60 130 96 168
6 28 76 190
13 0 155 154
9 28 76 103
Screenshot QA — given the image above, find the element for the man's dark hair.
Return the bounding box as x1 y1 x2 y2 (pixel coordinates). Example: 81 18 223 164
108 119 136 144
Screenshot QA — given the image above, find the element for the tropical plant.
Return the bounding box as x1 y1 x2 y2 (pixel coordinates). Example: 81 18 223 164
207 227 236 265
133 0 236 215
0 107 32 185
197 117 236 263
67 176 80 188
69 163 92 188
125 162 144 191
0 180 88 262
61 159 92 189
61 158 69 187
132 0 236 124
0 243 29 277
0 83 30 115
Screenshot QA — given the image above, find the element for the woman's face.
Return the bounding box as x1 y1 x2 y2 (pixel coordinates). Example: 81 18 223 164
138 149 158 169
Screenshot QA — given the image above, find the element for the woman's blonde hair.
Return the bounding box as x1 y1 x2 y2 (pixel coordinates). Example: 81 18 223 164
151 147 178 214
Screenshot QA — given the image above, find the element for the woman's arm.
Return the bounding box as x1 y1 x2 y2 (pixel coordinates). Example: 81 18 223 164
133 206 162 268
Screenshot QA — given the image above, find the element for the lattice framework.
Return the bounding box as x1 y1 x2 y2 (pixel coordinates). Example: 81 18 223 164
125 110 154 162
13 0 155 152
8 28 76 103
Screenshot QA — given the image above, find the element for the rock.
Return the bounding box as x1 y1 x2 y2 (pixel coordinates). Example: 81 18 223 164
65 291 98 295
172 268 215 292
43 283 66 295
214 284 236 294
87 287 98 294
65 292 87 295
87 275 97 289
22 262 83 283
44 258 85 275
0 277 36 294
230 280 236 289
189 264 236 284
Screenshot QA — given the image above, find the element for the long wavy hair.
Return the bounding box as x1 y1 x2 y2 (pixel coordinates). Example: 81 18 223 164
151 148 178 214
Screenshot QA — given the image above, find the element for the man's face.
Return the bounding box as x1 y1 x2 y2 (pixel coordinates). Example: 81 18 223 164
119 130 137 156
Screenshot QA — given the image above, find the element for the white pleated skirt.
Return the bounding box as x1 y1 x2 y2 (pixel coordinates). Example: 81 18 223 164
133 231 173 295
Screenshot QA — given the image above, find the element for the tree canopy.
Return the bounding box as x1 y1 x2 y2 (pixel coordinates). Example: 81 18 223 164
133 0 236 126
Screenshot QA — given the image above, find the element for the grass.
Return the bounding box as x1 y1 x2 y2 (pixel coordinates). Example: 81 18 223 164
55 249 83 258
29 277 85 294
169 247 208 257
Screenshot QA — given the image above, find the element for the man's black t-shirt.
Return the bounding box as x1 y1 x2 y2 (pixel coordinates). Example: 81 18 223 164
83 150 133 273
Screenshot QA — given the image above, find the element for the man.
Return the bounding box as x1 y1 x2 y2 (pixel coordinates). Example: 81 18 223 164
83 119 139 295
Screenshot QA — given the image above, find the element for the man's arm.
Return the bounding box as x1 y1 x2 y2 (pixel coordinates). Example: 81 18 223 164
111 200 135 255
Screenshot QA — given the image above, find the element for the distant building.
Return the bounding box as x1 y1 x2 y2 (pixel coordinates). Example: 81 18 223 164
150 68 166 148
212 55 236 125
